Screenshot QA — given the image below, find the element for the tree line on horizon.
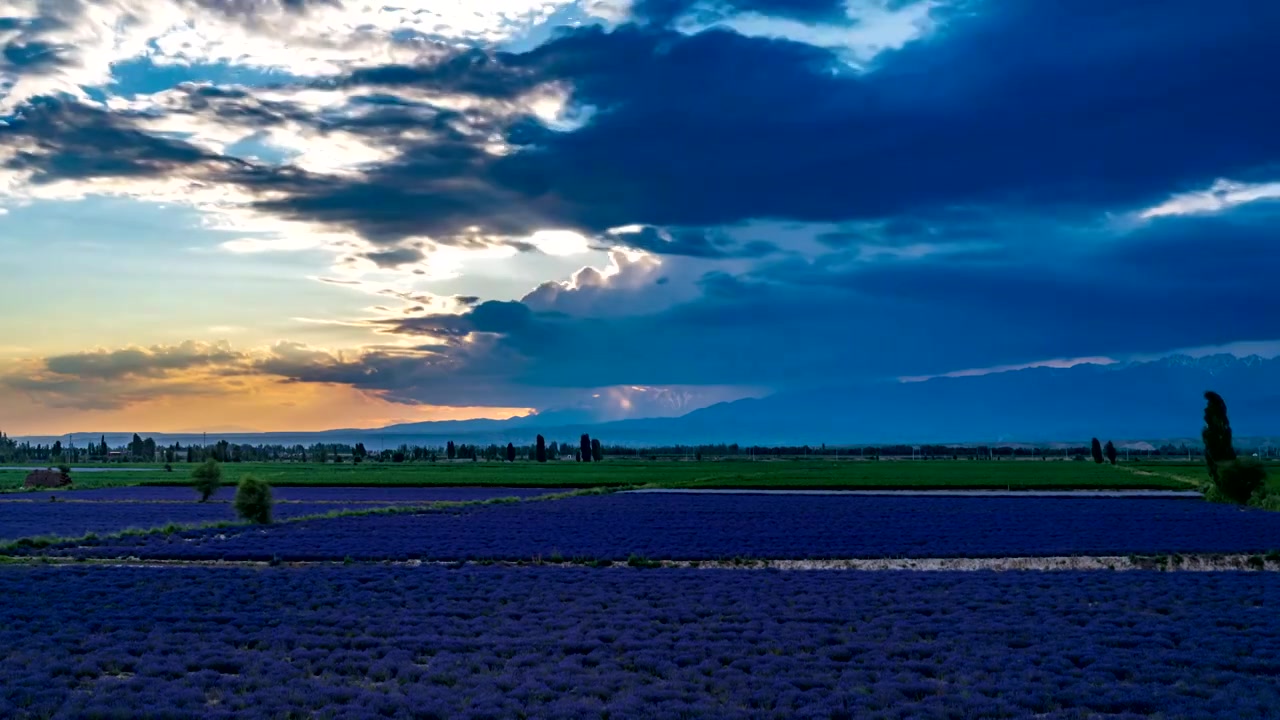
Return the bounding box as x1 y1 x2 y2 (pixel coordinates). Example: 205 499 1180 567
0 433 1259 465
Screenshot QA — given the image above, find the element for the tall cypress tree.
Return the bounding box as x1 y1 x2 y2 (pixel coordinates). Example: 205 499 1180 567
1202 391 1237 482
536 435 547 463
591 438 602 463
1090 438 1104 464
506 443 516 462
580 434 592 463
1104 440 1118 465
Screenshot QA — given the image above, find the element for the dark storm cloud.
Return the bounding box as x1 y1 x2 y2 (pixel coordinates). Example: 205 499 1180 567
146 0 1273 247
487 1 1280 231
323 49 546 99
38 343 248 380
2 41 73 72
371 300 538 339
3 0 1278 411
361 247 425 268
609 227 779 258
0 6 82 78
12 0 1274 249
318 206 1280 399
0 98 242 182
0 342 252 410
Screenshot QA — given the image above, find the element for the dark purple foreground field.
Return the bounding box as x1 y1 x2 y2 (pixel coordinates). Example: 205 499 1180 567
3 566 1278 719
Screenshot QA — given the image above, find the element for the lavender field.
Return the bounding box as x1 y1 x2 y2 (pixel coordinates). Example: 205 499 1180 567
0 487 550 543
42 493 1280 561
4 486 554 503
2 566 1277 719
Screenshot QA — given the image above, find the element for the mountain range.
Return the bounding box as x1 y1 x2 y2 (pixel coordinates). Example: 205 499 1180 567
22 354 1280 447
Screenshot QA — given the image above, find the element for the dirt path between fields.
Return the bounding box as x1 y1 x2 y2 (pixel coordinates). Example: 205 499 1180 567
625 489 1204 497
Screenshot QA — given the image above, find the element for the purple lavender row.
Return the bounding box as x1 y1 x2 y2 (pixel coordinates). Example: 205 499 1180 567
0 501 409 542
46 494 1280 560
3 486 553 503
2 566 1277 719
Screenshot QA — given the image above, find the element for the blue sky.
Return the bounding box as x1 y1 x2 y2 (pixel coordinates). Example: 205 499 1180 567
0 0 1277 434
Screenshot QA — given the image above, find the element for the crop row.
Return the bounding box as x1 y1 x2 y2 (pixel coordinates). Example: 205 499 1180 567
36 494 1280 561
0 501 412 542
2 566 1277 719
0 487 558 543
2 485 554 504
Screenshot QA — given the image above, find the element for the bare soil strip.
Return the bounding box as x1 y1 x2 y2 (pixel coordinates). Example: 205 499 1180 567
5 554 1277 571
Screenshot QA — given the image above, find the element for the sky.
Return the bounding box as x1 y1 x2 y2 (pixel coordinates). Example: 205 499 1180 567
0 0 1278 435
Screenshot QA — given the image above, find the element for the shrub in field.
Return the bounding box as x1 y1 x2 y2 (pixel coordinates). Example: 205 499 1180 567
190 459 222 502
1104 441 1118 465
1216 458 1267 505
1090 438 1104 464
24 469 71 489
234 475 273 524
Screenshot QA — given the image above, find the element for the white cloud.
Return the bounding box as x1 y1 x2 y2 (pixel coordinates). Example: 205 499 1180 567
855 241 995 262
525 229 591 256
0 0 579 111
1140 178 1280 219
673 0 939 67
899 355 1118 382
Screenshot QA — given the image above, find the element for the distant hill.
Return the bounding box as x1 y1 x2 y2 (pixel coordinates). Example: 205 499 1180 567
580 354 1280 445
20 354 1279 447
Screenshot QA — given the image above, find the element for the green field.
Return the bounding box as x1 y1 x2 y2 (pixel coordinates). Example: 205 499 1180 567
0 458 1200 492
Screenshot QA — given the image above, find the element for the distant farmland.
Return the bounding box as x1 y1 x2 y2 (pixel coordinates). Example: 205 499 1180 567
0 457 1202 492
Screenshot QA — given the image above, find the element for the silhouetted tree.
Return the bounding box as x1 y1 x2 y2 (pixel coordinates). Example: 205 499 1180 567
591 438 602 462
446 441 456 460
1202 391 1237 482
1104 440 1118 465
1218 457 1267 504
191 459 222 502
51 440 62 458
506 443 516 462
548 441 559 458
580 434 592 463
536 435 547 463
99 436 109 458
234 474 273 524
1090 438 1104 464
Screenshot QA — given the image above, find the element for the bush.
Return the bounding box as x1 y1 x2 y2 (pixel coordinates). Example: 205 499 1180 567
1215 457 1267 504
164 463 173 472
234 474 273 524
191 459 222 502
56 464 71 476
